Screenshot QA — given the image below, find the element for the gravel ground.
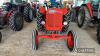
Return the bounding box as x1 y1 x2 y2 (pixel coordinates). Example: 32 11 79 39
0 21 100 56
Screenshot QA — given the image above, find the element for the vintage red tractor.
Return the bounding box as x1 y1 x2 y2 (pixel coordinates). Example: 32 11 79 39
32 5 77 52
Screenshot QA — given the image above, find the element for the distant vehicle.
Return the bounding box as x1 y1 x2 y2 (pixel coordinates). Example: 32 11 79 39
0 0 35 31
72 0 100 44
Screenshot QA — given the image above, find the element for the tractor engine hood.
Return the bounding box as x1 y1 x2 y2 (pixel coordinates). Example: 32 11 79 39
45 8 69 31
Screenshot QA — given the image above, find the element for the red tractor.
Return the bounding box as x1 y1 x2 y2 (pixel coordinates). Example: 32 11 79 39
32 5 77 52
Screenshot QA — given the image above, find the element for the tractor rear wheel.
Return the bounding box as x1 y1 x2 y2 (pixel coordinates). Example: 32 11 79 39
9 11 24 31
77 6 91 28
32 30 38 50
67 30 76 52
24 5 33 22
97 24 100 44
0 32 2 43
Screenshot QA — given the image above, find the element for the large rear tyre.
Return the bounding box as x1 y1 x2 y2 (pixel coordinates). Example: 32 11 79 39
0 32 2 43
32 30 39 50
77 6 91 28
24 5 33 22
97 24 100 44
9 11 24 31
67 30 76 52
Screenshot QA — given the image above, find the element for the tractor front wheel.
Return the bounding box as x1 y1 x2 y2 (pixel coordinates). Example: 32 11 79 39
32 30 39 50
77 6 91 28
9 11 24 31
67 30 76 52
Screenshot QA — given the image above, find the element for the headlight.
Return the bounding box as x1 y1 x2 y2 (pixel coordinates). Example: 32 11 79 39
63 21 68 25
41 21 45 25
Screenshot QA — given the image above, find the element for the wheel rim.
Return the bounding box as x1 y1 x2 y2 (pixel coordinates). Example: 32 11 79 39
32 30 38 50
67 31 74 50
32 30 35 49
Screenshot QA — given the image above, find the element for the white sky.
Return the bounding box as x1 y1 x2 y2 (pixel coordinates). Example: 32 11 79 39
0 0 10 6
0 0 4 6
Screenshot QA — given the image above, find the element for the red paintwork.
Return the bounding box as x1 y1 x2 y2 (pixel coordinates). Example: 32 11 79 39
86 2 93 17
38 7 70 39
67 33 74 48
4 12 11 24
6 12 12 17
35 7 74 49
39 7 69 31
45 8 63 31
0 10 12 24
39 6 46 15
42 8 69 31
38 34 67 40
61 8 69 15
35 31 38 48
